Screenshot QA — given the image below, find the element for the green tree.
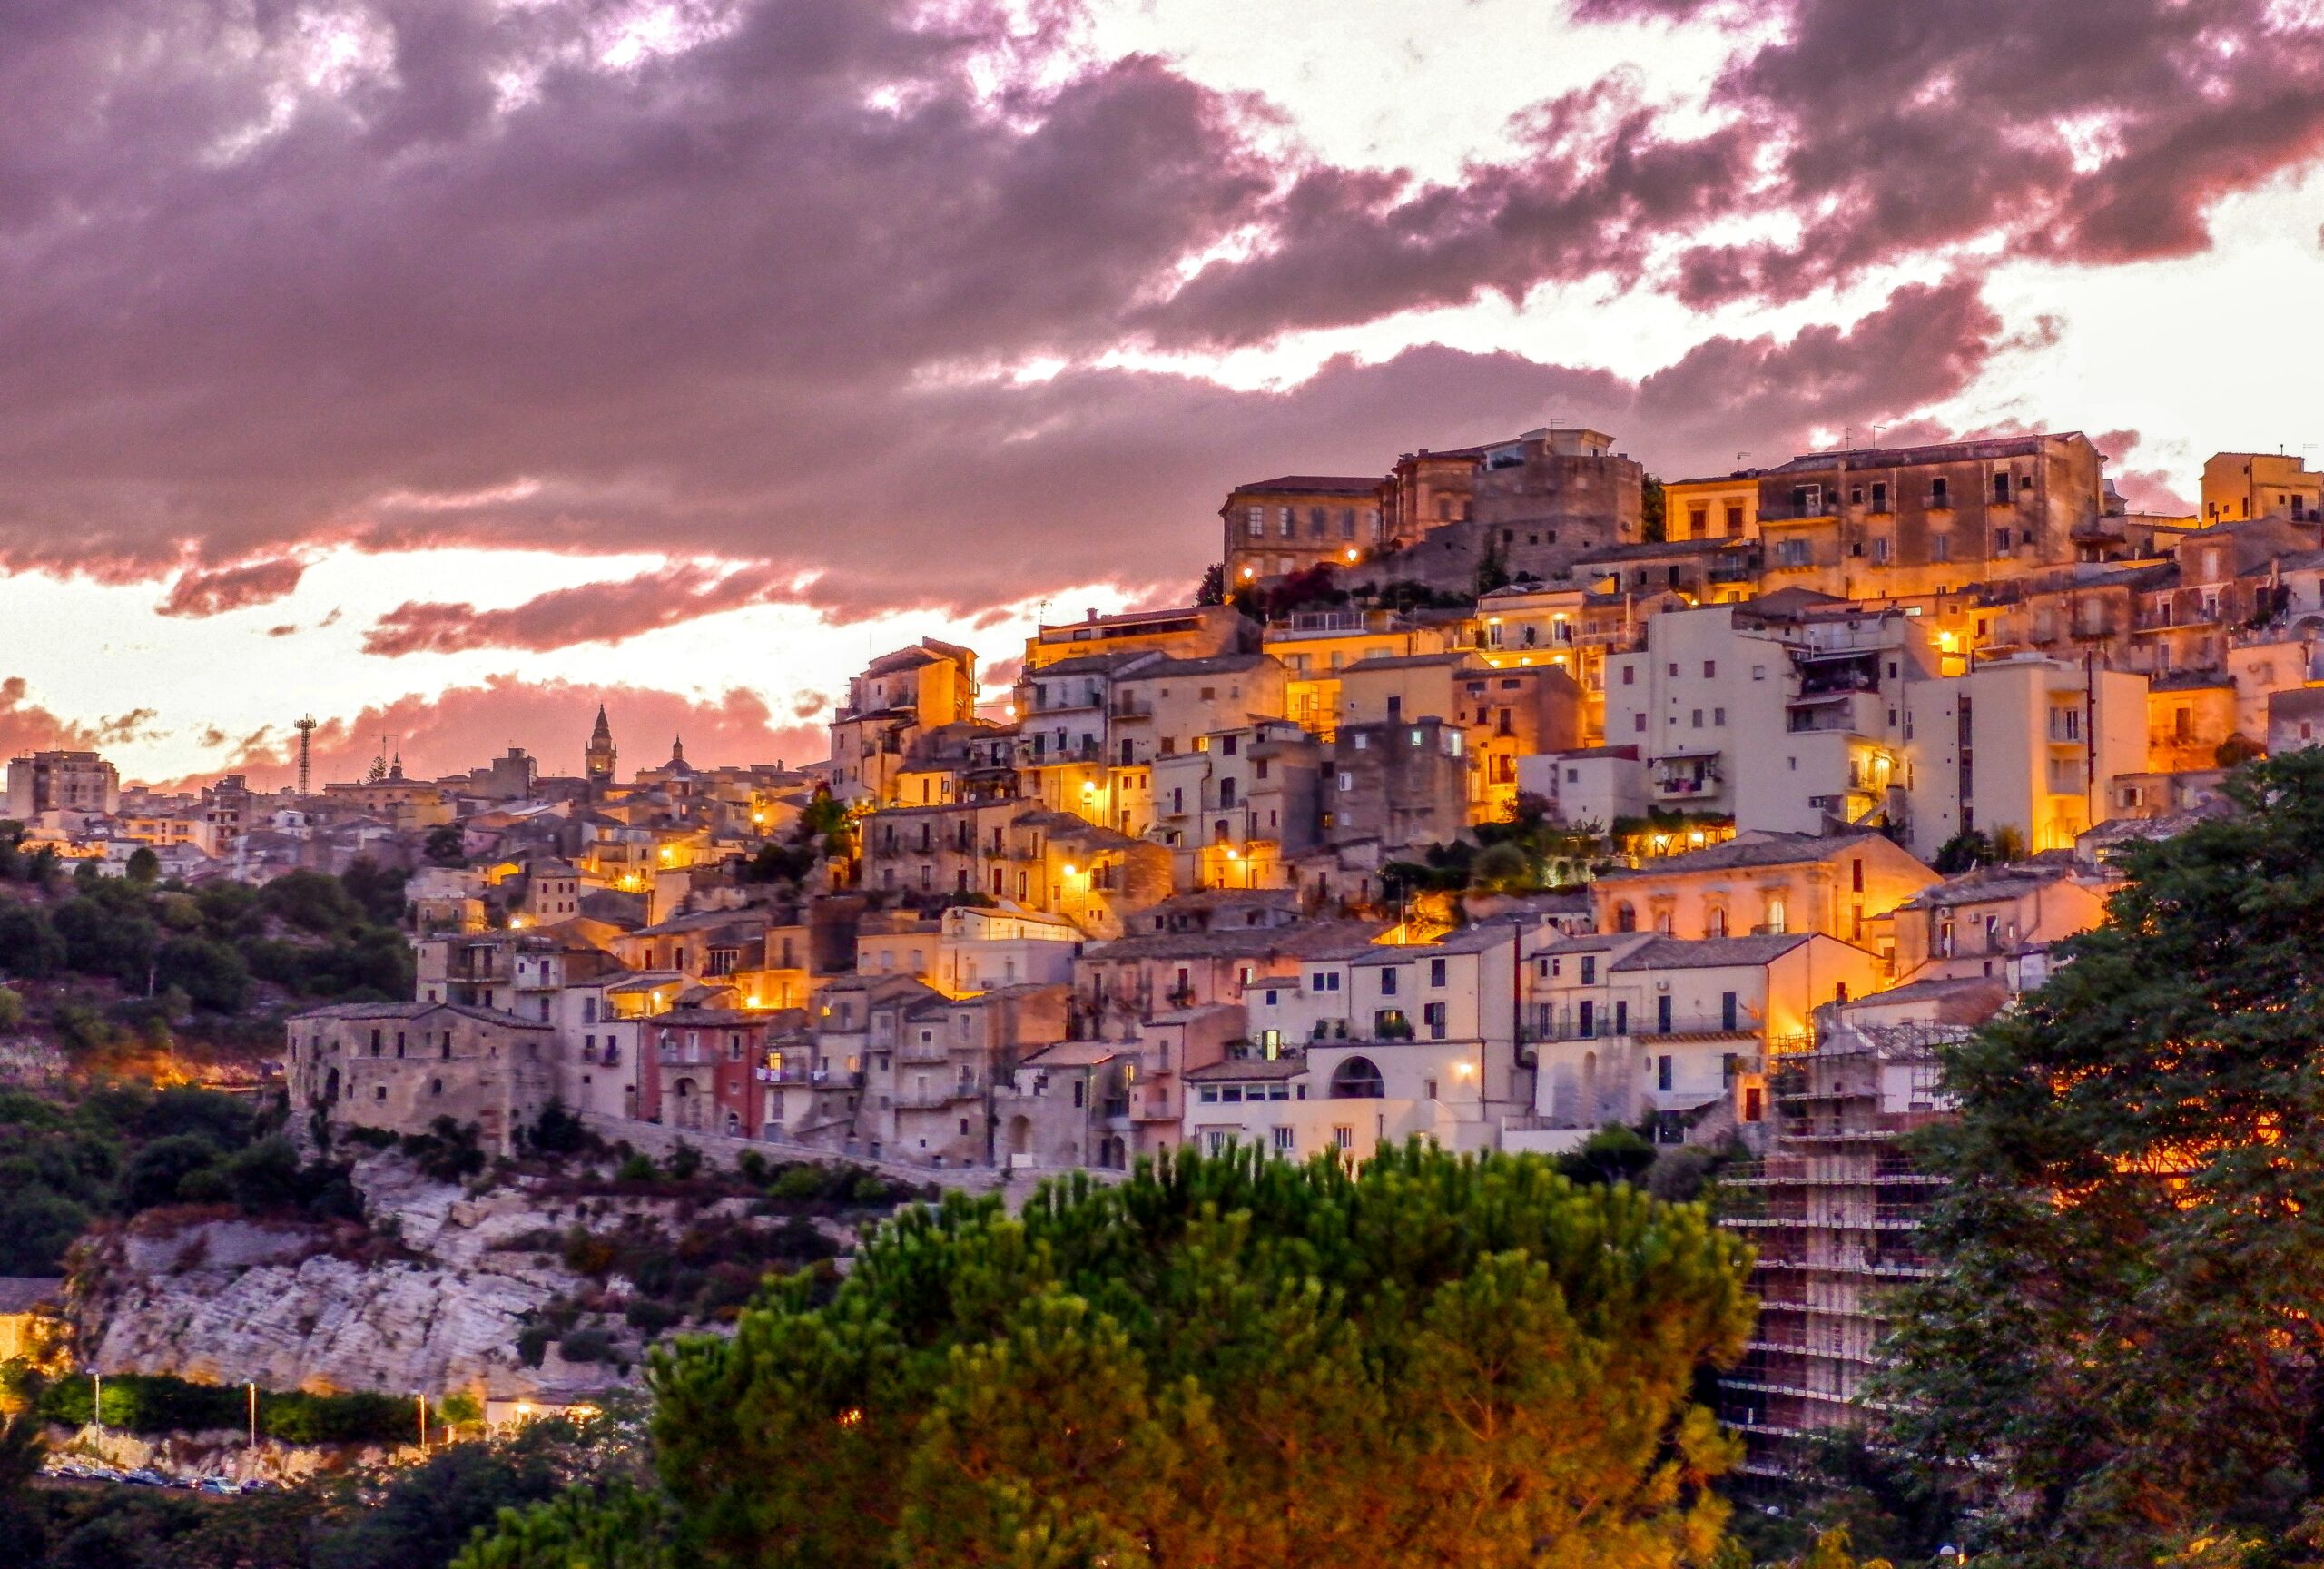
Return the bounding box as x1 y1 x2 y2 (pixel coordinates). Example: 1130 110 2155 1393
470 1143 1752 1569
0 905 63 979
317 1407 650 1569
1928 828 1994 875
1888 750 2324 1564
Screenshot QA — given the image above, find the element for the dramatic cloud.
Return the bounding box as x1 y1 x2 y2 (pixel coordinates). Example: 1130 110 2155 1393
0 0 2311 656
361 562 792 657
0 678 156 758
2093 428 2194 515
146 676 818 791
156 558 308 617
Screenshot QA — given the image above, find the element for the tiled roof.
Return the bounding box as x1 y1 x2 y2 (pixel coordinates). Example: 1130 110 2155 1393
1596 831 1888 879
1228 475 1383 496
1611 933 1812 970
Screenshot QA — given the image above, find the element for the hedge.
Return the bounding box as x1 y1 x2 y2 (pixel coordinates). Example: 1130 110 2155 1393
39 1371 421 1444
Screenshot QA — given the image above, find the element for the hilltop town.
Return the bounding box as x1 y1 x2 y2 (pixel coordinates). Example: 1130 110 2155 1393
8 428 2324 1482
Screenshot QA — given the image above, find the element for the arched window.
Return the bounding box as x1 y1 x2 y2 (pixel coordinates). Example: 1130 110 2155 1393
1330 1057 1386 1100
1612 901 1637 933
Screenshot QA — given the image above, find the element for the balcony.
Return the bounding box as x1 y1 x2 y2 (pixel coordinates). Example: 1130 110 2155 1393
1636 1015 1762 1041
894 1078 980 1110
1026 690 1104 715
1651 756 1723 799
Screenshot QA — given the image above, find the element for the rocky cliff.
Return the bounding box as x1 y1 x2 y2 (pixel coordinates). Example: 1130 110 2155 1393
77 1152 630 1400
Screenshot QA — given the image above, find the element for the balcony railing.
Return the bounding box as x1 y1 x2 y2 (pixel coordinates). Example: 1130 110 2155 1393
1637 1015 1761 1041
893 1078 980 1110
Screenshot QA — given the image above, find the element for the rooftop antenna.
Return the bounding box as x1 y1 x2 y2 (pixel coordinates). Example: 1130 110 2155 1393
295 715 317 796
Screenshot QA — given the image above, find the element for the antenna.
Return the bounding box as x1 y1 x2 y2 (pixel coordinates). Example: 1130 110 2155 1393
295 715 317 796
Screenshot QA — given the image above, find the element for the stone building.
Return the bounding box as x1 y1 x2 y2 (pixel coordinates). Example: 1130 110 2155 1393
827 639 980 806
1324 715 1471 857
287 1000 555 1155
1222 476 1386 587
1749 432 2107 602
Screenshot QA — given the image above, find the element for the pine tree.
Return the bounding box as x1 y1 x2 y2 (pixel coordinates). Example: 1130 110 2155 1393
465 1143 1754 1569
1886 751 2324 1564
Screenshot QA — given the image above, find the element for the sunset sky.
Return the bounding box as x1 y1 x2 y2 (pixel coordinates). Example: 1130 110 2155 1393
5 0 2321 789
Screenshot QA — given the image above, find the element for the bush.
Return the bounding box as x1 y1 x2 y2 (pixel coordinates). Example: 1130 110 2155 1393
527 1100 586 1155
558 1327 614 1364
121 1133 223 1210
622 1299 681 1336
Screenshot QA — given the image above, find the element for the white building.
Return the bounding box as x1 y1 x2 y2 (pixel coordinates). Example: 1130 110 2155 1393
1524 932 1889 1145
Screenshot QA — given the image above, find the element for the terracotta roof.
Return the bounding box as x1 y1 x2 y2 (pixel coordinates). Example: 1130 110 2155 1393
1596 831 1894 879
1610 933 1814 970
1228 475 1382 496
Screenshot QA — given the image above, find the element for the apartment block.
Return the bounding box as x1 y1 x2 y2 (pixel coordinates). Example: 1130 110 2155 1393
1524 932 1886 1145
1905 656 2146 854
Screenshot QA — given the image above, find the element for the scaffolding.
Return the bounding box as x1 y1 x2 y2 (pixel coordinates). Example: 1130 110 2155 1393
1714 1019 1963 1476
